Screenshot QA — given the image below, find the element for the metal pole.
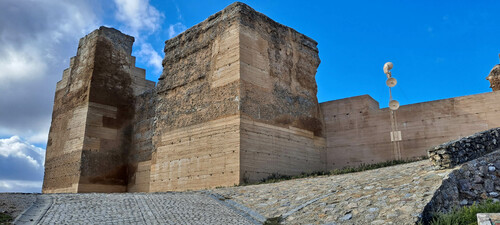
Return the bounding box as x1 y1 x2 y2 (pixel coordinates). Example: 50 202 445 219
384 62 402 161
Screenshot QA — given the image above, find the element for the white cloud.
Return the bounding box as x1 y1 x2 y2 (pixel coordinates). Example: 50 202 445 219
0 180 43 193
136 43 163 75
168 22 187 39
113 0 164 36
0 136 45 169
0 0 100 145
0 46 47 88
0 136 45 193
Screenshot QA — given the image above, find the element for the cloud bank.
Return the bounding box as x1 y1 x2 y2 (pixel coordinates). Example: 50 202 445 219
0 136 45 193
0 0 100 145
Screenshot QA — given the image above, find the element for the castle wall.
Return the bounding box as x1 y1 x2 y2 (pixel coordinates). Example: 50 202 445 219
150 7 242 191
240 118 326 182
46 3 500 193
43 34 96 193
128 90 156 192
321 92 500 169
149 3 326 191
237 6 326 181
43 27 154 193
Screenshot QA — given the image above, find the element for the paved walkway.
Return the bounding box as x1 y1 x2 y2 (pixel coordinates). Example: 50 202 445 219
10 160 453 224
15 192 260 225
214 160 453 225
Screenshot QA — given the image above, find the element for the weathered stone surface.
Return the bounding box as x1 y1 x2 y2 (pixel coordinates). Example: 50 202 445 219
127 89 157 192
423 150 500 223
428 127 500 169
43 26 154 193
150 2 325 191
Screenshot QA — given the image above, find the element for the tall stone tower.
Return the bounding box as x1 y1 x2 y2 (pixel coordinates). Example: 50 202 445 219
150 2 326 191
43 27 154 193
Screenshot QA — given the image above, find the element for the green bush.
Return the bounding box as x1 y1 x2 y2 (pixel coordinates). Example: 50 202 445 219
263 216 283 225
0 212 13 224
430 199 500 225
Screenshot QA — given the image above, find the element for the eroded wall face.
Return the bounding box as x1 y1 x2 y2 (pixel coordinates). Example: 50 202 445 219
322 92 500 169
150 11 242 191
43 27 154 193
128 90 156 192
238 6 326 181
78 28 155 193
42 33 97 193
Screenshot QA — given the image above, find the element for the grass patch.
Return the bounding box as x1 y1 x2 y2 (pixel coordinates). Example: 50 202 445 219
0 212 13 224
263 216 283 225
240 156 428 186
429 199 500 225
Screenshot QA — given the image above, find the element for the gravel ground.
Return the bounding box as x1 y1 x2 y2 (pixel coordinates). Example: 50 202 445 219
0 193 37 221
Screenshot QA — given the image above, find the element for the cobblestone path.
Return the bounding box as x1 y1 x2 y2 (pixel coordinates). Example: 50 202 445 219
15 192 257 225
214 160 453 225
11 160 454 224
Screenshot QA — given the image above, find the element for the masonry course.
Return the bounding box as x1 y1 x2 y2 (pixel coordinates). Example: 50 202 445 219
43 1 500 193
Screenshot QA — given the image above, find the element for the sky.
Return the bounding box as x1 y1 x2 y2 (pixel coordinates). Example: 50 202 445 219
0 0 499 192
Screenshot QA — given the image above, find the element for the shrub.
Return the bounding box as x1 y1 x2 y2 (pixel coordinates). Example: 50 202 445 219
0 212 13 224
429 199 500 225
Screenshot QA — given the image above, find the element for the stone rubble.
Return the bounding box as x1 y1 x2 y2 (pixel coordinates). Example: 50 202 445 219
423 150 500 221
428 127 500 169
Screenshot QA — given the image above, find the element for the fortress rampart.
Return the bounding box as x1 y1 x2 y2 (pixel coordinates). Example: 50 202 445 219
43 2 500 193
321 91 500 169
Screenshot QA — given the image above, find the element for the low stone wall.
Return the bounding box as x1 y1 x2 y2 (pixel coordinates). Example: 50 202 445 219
422 150 500 223
428 127 500 169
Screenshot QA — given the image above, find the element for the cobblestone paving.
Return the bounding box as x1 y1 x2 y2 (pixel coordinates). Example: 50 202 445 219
35 192 255 224
9 160 455 224
214 160 454 225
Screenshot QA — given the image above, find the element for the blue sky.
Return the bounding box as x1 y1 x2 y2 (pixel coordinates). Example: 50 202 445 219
0 0 499 192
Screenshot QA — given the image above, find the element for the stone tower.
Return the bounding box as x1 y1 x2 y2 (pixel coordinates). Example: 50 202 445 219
43 27 154 193
150 2 326 191
43 2 325 193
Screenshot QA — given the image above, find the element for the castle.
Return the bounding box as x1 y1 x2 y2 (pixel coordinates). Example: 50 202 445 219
42 2 500 193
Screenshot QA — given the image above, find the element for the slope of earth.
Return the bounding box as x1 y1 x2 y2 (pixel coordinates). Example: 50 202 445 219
213 160 453 225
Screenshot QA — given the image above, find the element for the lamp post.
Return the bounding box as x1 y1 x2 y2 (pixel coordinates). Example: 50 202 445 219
384 62 402 160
